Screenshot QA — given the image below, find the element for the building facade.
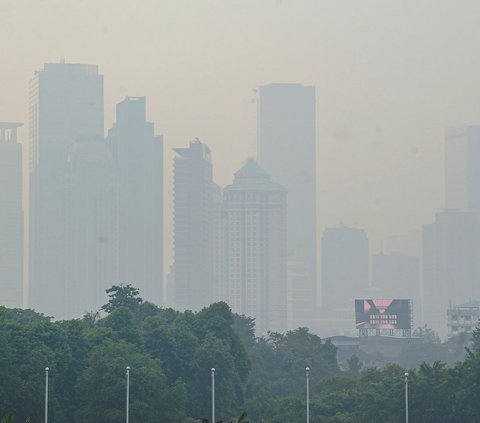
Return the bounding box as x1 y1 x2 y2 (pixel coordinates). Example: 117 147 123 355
447 300 480 336
0 123 24 308
172 139 214 311
422 210 480 336
224 159 287 334
257 83 317 330
445 125 480 212
29 63 104 318
321 226 369 312
106 96 164 305
63 136 119 316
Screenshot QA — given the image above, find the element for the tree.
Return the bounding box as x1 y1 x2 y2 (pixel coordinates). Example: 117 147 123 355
101 284 143 314
346 355 362 376
75 339 186 423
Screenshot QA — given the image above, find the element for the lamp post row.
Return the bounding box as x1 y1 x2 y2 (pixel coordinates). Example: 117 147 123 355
43 365 409 422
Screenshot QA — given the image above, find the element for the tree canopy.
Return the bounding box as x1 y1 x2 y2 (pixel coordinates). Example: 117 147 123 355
2 286 480 422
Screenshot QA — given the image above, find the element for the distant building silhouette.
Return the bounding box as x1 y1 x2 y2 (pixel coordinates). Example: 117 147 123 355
371 252 420 325
321 226 369 312
257 83 317 330
64 135 118 316
29 63 104 318
421 126 480 336
445 125 480 212
212 183 228 303
0 123 24 308
106 96 164 305
422 210 480 336
173 139 214 311
224 159 287 334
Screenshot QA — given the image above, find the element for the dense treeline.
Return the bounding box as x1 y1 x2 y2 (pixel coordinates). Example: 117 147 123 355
1 285 480 422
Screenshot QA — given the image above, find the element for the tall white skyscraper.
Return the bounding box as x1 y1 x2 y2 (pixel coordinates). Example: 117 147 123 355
107 97 164 305
173 139 214 311
29 63 104 318
64 136 118 316
0 123 24 308
224 159 287 334
257 83 317 330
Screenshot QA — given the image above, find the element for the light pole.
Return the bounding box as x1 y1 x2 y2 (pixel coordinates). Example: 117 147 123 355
306 367 310 423
211 368 216 423
44 367 49 423
126 366 130 423
405 372 409 423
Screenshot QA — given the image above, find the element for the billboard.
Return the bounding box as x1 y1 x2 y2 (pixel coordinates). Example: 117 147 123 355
355 299 412 330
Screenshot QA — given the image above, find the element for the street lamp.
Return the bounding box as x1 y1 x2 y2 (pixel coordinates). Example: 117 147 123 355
306 367 310 423
44 367 49 423
211 368 216 423
126 366 130 423
405 372 409 423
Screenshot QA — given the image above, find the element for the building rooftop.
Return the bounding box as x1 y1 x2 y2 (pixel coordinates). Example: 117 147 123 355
225 158 286 192
451 300 480 310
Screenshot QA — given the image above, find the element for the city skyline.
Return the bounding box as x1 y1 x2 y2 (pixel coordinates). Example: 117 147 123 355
1 58 477 335
7 1 480 268
3 3 480 420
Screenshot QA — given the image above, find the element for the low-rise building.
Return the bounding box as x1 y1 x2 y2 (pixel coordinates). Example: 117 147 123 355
447 300 480 335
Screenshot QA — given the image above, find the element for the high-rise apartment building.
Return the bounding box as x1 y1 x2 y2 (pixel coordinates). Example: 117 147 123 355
29 63 104 318
224 159 287 334
257 83 317 329
107 97 164 305
321 226 369 312
0 123 24 308
445 125 480 212
173 139 214 311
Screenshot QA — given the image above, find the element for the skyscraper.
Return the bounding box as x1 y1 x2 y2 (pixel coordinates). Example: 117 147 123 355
107 97 164 305
63 136 118 316
321 226 369 312
257 83 317 329
224 159 287 334
0 123 24 308
212 183 228 303
173 139 214 311
29 63 104 318
420 125 480 336
445 125 480 212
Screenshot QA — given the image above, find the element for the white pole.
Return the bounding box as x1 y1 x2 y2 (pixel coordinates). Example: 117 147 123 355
211 368 216 423
306 367 310 423
45 367 49 423
405 372 409 423
126 366 130 423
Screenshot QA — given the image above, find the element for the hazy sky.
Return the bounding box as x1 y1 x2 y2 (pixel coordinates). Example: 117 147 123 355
3 0 480 266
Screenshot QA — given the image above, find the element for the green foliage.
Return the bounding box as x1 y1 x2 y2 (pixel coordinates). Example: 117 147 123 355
244 327 339 399
101 284 143 314
5 286 480 422
0 414 15 423
346 355 362 376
